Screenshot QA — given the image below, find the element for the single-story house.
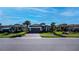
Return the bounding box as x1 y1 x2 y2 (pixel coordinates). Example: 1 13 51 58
67 24 79 32
0 25 25 33
58 24 79 32
0 25 12 32
28 24 51 33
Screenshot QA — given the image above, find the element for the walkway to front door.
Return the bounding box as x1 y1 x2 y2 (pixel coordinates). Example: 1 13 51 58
23 33 42 39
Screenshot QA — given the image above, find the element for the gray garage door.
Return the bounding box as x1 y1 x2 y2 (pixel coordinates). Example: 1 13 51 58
29 28 41 33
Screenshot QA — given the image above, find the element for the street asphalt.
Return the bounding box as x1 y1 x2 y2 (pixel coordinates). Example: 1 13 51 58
0 33 79 51
0 37 79 51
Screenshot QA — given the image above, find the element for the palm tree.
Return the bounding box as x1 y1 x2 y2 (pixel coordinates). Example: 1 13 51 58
23 20 31 33
23 20 31 28
51 22 56 32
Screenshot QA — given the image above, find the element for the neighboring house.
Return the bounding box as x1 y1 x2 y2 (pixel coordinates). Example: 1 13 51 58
67 24 79 32
0 25 12 32
58 24 79 32
28 24 51 33
0 25 25 33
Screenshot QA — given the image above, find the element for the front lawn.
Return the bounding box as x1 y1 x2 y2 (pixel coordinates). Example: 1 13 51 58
53 31 79 38
66 32 79 38
0 32 26 38
40 32 61 38
41 31 79 38
54 31 63 35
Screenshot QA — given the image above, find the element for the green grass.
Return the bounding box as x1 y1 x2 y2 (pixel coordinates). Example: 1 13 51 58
54 31 79 38
54 31 63 35
40 32 53 38
0 32 26 38
66 32 79 38
40 32 61 38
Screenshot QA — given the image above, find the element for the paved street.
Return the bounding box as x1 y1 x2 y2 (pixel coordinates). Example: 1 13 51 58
0 37 79 51
0 33 79 51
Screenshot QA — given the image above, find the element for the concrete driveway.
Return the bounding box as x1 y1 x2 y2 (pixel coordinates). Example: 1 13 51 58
23 33 42 39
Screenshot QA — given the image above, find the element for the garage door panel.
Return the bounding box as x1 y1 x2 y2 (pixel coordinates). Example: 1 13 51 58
29 28 41 33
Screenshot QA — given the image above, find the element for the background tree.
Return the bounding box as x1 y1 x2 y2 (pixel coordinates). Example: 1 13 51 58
51 22 56 32
23 20 31 33
23 20 31 28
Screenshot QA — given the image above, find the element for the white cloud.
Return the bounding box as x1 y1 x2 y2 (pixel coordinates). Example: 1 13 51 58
0 10 4 16
60 8 79 16
0 10 21 18
16 7 49 12
15 7 58 13
4 16 21 18
28 7 49 12
61 11 75 16
0 15 22 18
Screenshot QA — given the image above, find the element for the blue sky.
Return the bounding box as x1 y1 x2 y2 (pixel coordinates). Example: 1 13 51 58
0 7 79 25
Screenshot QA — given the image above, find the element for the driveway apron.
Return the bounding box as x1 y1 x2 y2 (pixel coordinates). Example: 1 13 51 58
23 33 42 39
